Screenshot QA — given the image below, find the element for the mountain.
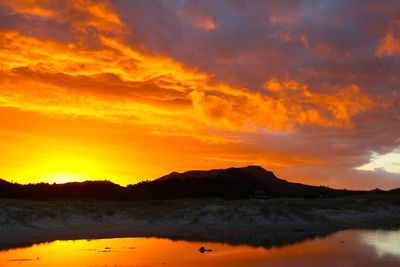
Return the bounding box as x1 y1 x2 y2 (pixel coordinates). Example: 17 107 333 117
128 166 361 199
177 165 312 193
0 166 374 200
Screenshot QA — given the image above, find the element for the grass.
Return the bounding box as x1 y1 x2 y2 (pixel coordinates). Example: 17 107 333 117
1 194 400 228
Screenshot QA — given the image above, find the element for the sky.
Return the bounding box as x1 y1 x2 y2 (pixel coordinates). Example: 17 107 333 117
0 0 399 189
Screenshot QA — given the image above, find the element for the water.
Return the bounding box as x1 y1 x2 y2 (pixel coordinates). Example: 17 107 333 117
1 229 400 267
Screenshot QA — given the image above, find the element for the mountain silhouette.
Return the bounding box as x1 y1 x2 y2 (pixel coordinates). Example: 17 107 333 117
159 165 308 191
0 166 380 200
143 165 359 199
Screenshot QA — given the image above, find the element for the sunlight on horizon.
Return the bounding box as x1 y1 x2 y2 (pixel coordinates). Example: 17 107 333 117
11 152 115 185
41 172 90 184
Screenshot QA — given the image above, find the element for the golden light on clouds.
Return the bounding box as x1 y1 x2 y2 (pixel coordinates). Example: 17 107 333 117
0 0 398 189
0 28 373 135
376 21 400 57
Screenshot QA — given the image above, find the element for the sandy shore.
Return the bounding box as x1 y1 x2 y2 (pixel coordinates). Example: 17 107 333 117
1 196 400 249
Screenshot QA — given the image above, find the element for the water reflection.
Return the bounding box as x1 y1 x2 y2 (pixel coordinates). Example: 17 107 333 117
0 230 399 267
361 230 400 258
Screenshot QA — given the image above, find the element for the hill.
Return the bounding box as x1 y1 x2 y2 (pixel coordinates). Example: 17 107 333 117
129 166 361 199
0 166 373 200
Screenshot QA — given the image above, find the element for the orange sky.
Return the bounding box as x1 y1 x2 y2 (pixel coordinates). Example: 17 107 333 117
0 0 399 189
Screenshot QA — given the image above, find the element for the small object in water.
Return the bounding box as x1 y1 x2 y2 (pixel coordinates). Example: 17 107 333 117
199 247 213 253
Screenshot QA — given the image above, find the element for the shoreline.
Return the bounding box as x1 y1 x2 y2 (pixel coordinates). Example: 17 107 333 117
1 196 400 249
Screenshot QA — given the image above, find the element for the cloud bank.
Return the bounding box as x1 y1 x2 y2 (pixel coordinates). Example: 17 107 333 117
0 0 399 188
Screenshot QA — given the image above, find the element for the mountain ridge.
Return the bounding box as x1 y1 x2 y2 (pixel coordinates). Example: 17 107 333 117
0 165 391 200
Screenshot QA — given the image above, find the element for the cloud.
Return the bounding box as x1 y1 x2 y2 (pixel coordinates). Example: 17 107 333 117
189 10 217 31
1 0 123 33
264 79 374 128
0 26 375 135
356 149 400 174
376 20 400 57
0 0 399 188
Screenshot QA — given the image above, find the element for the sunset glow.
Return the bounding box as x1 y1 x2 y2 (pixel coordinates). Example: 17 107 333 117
0 1 399 189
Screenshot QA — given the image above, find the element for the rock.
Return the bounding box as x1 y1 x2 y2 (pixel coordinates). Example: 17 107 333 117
199 246 213 253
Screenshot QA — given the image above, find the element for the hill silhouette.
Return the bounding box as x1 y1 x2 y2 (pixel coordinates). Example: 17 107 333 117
0 166 379 200
132 166 362 199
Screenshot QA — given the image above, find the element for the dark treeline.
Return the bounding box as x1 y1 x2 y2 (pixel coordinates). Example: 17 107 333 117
0 166 393 200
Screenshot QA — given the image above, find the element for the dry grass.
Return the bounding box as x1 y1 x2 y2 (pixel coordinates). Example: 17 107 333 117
1 194 400 227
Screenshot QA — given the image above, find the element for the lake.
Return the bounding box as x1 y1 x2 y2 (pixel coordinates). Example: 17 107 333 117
1 229 400 266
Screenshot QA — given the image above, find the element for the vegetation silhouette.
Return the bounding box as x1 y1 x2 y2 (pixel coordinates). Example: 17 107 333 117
0 166 391 200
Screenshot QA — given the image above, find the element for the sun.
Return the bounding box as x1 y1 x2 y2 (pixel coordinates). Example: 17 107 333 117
42 172 90 184
12 148 109 184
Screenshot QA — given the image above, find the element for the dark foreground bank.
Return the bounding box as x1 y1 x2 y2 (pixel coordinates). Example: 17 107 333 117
1 194 400 250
